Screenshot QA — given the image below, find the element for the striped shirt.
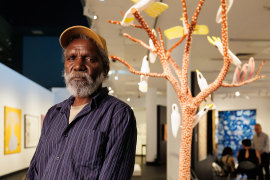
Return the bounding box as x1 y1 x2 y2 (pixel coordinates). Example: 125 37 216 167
253 132 269 153
27 87 137 180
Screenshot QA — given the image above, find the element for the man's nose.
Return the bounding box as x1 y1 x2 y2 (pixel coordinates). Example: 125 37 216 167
73 57 86 71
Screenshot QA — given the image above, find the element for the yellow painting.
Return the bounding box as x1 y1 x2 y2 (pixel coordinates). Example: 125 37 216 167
4 106 21 154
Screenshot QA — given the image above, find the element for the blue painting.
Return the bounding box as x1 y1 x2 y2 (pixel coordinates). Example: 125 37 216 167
217 109 256 159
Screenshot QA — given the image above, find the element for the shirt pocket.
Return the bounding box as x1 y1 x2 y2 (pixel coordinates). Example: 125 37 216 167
71 130 108 168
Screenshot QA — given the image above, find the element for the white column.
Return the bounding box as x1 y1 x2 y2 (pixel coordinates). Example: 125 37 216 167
166 39 185 180
146 87 157 162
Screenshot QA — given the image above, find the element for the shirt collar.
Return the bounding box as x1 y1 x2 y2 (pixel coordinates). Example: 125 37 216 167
56 87 109 111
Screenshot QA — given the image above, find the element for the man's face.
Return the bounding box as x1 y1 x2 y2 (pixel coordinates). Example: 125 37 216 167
64 38 104 97
254 125 262 135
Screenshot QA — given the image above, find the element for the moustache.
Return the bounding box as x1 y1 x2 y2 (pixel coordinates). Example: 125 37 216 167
67 71 91 80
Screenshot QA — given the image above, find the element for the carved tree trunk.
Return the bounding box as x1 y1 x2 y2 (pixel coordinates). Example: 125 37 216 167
179 105 196 180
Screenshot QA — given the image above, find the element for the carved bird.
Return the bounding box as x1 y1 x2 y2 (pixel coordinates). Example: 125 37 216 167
121 0 168 26
207 36 241 66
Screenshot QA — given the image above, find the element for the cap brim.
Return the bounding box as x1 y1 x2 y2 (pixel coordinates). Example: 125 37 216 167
59 25 108 54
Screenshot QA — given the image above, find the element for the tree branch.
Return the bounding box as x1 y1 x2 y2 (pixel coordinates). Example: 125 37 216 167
181 0 206 95
221 75 265 87
255 60 266 76
158 28 166 52
166 34 187 57
181 0 189 29
110 55 166 78
222 60 266 87
108 20 143 29
123 33 153 51
131 8 161 53
193 0 231 106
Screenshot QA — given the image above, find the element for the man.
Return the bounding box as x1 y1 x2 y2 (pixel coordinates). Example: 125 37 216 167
27 25 137 179
253 123 269 180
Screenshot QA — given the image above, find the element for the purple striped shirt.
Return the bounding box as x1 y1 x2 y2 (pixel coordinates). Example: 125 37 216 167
27 87 137 180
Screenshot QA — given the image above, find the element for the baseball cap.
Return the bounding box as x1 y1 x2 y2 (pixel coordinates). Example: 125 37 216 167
59 25 108 55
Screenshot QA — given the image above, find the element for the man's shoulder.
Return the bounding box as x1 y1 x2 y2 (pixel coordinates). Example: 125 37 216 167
48 97 73 112
103 95 131 110
262 132 269 138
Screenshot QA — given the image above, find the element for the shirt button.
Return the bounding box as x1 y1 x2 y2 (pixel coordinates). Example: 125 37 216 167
56 156 60 160
64 133 68 138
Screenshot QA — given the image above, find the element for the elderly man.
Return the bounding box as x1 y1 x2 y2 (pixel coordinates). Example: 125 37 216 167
27 26 137 179
253 123 269 180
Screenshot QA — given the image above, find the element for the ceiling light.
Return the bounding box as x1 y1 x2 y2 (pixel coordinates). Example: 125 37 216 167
99 0 104 1
114 75 118 80
127 98 131 102
109 90 114 94
93 15 98 20
108 87 112 91
235 91 240 97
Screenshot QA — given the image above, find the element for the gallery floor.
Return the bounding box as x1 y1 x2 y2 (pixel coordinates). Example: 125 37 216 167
0 156 166 180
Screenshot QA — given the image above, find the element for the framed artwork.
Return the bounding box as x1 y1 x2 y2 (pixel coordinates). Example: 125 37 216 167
217 109 256 159
4 106 22 154
25 114 41 148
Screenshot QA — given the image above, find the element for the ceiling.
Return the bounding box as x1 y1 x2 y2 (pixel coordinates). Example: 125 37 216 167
0 0 270 99
85 0 270 99
0 0 89 88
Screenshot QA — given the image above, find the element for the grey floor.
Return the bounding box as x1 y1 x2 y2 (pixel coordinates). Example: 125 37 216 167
0 156 166 180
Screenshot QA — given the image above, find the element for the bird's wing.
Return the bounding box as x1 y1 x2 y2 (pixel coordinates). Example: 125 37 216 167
248 57 255 79
239 63 249 83
121 8 135 26
164 26 185 40
144 2 168 18
232 65 241 84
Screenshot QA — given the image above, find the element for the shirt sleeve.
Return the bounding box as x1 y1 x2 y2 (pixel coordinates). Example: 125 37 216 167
26 107 54 180
98 107 137 180
263 134 270 153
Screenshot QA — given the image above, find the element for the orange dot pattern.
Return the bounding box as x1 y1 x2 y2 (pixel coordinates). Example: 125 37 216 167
108 1 266 180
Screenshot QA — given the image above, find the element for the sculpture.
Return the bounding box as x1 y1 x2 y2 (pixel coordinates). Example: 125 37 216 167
109 0 265 179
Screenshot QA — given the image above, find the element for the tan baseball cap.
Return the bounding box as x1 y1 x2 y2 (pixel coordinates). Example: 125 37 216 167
59 25 108 55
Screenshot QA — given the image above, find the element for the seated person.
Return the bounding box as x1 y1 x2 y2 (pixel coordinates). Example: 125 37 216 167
221 146 236 177
237 139 261 179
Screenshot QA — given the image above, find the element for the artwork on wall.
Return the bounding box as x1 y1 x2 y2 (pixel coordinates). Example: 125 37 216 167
198 102 207 161
4 106 22 154
25 114 41 148
217 109 256 158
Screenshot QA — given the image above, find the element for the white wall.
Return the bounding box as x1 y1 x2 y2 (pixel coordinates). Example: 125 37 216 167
214 95 270 137
121 94 166 157
0 63 54 176
51 87 71 104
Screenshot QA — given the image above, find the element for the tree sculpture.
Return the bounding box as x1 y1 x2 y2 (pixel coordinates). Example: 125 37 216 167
108 0 266 179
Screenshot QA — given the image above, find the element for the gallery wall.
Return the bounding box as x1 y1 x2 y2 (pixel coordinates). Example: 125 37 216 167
0 63 54 176
214 95 270 138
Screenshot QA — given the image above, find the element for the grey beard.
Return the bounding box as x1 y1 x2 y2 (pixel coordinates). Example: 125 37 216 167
64 71 104 98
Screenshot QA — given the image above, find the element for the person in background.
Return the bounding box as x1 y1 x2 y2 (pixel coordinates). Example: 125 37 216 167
237 139 261 179
221 146 236 177
27 25 137 180
253 123 270 180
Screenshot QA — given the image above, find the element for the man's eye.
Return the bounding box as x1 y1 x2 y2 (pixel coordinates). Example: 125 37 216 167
68 55 76 60
85 56 97 63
